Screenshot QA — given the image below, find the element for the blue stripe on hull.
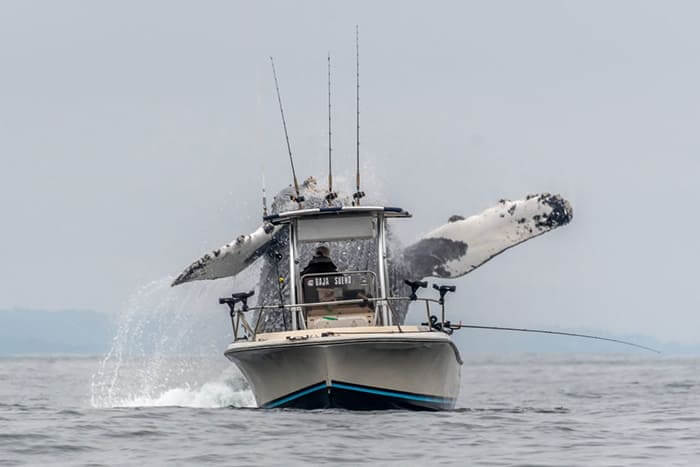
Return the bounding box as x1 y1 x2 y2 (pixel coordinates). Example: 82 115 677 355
263 383 327 409
330 382 451 404
261 381 455 411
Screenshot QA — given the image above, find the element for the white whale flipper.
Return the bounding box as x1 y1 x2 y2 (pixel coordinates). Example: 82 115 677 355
171 223 280 286
402 193 573 279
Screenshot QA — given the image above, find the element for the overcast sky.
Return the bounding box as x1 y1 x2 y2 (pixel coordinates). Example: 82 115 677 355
1 1 698 344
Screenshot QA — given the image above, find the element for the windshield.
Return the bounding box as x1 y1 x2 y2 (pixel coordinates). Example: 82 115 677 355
301 271 377 304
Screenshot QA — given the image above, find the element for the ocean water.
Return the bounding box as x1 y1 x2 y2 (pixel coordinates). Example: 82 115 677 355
1 354 699 466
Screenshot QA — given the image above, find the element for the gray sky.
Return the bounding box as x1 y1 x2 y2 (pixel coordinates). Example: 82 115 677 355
1 1 698 344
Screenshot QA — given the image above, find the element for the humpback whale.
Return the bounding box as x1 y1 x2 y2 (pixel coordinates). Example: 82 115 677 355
172 176 573 332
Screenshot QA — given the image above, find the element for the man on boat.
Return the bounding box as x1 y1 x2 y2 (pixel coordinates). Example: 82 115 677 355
301 245 338 276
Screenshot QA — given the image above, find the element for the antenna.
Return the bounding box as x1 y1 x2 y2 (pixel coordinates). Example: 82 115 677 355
353 25 365 206
270 56 304 208
325 53 337 204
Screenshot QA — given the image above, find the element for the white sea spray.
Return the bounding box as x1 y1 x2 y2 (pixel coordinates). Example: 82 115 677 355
90 264 262 408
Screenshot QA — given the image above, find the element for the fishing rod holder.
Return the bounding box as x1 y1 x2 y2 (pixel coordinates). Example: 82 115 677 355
219 290 256 341
219 290 255 312
224 295 463 342
404 279 428 301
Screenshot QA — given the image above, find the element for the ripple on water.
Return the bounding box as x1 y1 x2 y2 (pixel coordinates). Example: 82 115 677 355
665 381 695 389
56 409 84 416
3 355 700 466
560 390 604 399
454 406 569 414
0 433 52 441
107 429 167 438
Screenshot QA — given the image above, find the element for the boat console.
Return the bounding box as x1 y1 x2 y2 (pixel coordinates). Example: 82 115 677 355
218 206 465 343
302 271 376 328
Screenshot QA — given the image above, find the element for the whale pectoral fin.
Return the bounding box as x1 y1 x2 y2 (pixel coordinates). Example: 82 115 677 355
402 193 573 279
171 223 281 286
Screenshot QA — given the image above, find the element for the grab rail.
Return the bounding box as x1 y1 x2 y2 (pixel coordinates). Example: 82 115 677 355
224 296 457 342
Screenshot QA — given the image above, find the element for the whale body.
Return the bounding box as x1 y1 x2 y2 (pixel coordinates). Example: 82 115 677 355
172 177 573 331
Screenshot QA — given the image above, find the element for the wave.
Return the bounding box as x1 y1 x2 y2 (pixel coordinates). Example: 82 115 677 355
109 375 256 409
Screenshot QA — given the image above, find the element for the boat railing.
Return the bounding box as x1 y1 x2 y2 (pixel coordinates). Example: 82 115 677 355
221 295 459 342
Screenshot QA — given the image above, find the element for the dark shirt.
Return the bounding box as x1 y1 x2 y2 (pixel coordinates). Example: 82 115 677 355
301 256 338 276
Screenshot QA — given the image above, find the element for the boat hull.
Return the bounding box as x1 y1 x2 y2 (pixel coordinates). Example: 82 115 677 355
262 380 454 410
224 329 462 411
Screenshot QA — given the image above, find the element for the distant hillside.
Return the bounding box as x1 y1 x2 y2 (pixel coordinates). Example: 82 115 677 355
1 309 696 356
0 309 114 355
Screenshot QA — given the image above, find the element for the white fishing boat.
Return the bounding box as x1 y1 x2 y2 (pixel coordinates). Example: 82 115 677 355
168 30 652 410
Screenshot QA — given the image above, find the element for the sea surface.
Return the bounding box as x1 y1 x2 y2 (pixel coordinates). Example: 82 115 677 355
1 354 699 466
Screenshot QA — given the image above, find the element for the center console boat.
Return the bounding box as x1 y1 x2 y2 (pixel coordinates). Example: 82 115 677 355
219 206 462 410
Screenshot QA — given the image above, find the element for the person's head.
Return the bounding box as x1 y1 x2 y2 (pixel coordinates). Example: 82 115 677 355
314 245 330 258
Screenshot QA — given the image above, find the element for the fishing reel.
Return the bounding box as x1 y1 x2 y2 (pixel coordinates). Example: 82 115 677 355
404 279 428 300
352 190 365 205
219 290 255 314
424 316 462 335
423 315 457 335
420 284 458 335
325 191 338 203
290 194 305 204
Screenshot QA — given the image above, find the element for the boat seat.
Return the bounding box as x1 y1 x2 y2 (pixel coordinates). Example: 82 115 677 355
317 288 335 302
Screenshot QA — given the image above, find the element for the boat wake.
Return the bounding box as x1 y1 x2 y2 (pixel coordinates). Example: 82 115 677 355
91 265 262 409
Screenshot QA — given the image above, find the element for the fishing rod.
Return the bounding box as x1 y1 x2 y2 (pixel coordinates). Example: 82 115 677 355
262 171 268 217
352 25 365 206
452 324 661 354
325 52 337 204
270 56 304 208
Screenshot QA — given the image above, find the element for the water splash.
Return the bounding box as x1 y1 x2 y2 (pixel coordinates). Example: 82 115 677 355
103 366 256 408
91 263 262 408
90 173 390 408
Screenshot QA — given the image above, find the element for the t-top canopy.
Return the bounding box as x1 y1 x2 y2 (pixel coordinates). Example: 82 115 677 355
263 206 411 225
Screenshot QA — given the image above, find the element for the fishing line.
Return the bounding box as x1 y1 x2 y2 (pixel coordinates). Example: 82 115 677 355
457 324 660 354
